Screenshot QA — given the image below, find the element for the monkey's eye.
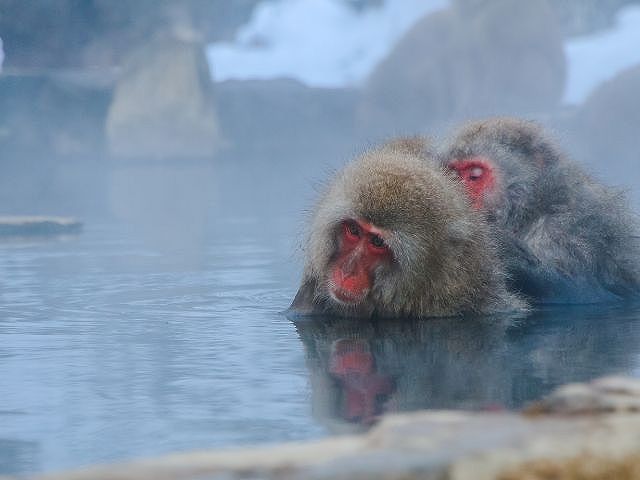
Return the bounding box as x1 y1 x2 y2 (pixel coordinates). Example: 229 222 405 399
344 221 361 240
468 167 484 180
369 234 386 250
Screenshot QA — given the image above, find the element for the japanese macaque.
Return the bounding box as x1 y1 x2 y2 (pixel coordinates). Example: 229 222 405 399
442 117 640 303
290 140 526 318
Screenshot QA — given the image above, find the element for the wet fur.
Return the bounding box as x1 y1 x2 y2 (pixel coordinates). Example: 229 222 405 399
441 117 640 304
291 140 527 318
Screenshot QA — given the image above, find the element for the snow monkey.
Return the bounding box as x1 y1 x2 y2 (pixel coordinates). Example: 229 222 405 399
290 140 526 318
442 117 640 303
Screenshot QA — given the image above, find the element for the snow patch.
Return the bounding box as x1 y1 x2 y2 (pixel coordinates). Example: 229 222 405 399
564 6 640 104
207 1 640 105
206 0 448 88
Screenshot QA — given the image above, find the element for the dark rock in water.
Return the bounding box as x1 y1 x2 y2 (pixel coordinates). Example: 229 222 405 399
106 36 221 160
360 0 565 139
0 216 82 236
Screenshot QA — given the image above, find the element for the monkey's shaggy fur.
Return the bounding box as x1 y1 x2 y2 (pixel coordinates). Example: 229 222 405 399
442 117 640 304
291 141 526 318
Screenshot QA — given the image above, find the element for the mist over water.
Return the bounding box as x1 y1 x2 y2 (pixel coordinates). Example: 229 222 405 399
1 0 640 476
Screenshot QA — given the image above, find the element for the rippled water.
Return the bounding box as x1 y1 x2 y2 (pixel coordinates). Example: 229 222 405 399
2 219 640 475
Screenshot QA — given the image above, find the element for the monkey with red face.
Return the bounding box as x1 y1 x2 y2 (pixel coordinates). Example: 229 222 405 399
442 117 640 304
290 140 526 318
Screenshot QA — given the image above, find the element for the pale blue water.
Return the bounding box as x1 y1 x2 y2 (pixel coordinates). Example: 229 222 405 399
2 219 640 476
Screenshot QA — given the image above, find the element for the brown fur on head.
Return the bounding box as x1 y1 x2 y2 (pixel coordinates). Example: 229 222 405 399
446 117 562 169
291 141 526 318
381 135 432 158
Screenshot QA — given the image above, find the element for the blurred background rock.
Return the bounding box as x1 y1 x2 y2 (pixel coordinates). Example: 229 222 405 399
0 0 639 220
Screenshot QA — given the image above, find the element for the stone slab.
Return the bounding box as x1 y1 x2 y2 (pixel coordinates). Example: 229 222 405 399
0 216 82 236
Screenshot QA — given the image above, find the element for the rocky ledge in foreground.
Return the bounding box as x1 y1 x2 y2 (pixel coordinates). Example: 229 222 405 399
0 216 82 237
25 376 640 480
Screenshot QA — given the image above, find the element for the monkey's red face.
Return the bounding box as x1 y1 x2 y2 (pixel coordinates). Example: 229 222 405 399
448 157 496 209
329 219 392 305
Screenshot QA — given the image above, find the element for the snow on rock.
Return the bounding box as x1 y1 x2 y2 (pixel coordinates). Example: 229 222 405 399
206 0 448 88
207 0 640 106
564 5 640 105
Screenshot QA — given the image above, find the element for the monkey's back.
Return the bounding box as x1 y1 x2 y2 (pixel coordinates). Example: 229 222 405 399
514 159 640 304
443 116 640 305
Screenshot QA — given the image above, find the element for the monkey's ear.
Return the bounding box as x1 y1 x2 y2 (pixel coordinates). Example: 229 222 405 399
288 277 319 315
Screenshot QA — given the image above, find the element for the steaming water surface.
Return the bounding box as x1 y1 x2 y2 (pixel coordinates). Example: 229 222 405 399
2 219 640 475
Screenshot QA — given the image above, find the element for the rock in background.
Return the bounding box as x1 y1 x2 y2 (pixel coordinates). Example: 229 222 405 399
0 0 263 70
550 0 639 36
0 74 111 215
106 36 221 160
0 0 639 217
215 78 359 160
564 65 640 194
105 35 220 254
359 0 566 139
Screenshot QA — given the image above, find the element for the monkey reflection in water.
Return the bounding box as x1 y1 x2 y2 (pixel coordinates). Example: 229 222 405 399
292 306 640 431
328 338 395 425
291 139 526 318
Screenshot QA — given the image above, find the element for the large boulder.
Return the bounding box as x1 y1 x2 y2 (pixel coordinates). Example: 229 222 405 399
560 64 640 207
215 78 359 160
0 1 261 69
106 37 221 160
360 0 566 139
574 64 640 170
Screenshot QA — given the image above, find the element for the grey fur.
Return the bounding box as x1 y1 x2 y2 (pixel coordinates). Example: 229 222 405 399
441 117 640 303
290 140 527 318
